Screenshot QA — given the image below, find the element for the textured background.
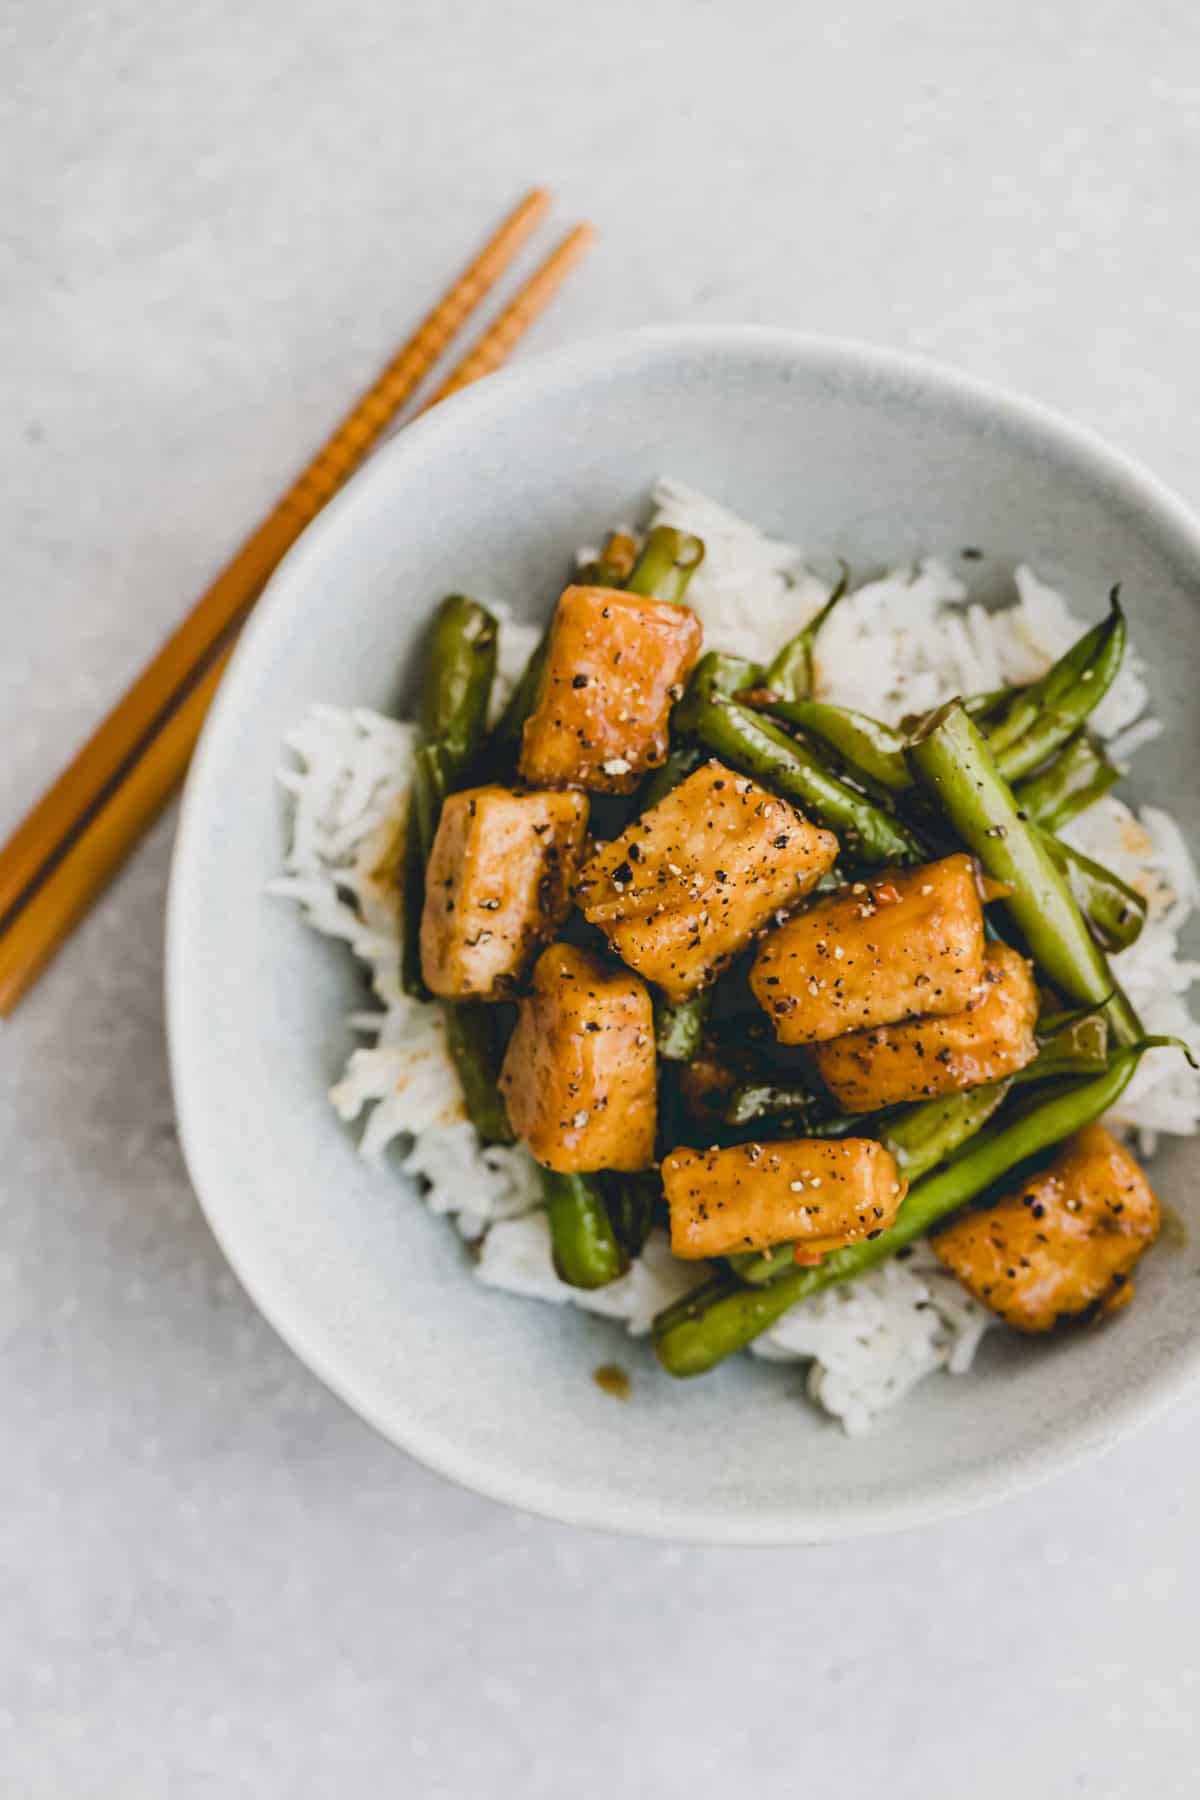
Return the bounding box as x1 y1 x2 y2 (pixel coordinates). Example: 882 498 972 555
4 3 1200 1794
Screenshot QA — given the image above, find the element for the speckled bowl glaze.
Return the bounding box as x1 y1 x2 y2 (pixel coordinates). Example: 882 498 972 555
167 327 1200 1543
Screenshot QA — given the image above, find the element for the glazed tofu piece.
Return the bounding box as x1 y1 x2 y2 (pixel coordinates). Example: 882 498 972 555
498 943 656 1171
419 786 589 999
663 1137 905 1261
933 1125 1159 1331
813 943 1039 1113
749 854 986 1045
575 760 839 1000
518 585 703 793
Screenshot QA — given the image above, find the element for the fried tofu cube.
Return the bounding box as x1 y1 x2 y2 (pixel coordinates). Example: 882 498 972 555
663 1137 905 1260
518 585 703 793
419 786 589 1000
749 854 986 1045
575 760 839 1000
932 1124 1159 1331
813 943 1039 1113
498 944 656 1171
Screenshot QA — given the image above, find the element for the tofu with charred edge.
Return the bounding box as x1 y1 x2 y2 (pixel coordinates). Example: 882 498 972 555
518 585 703 793
749 853 986 1045
575 759 839 1001
419 786 589 999
813 942 1039 1113
663 1138 905 1261
498 943 656 1172
933 1124 1159 1330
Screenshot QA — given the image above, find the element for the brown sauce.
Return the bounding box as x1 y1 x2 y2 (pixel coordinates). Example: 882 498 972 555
592 1363 631 1400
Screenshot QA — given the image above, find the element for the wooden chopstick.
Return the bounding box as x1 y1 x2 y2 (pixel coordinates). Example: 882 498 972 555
0 201 594 1018
0 646 234 1018
421 224 594 409
0 187 550 928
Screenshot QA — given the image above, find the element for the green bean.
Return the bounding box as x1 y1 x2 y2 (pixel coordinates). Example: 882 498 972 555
756 698 912 793
738 692 1135 955
655 989 712 1062
401 597 499 997
610 1171 659 1259
1041 834 1147 953
626 525 706 603
758 702 1122 831
884 1080 1015 1181
990 591 1126 782
722 1244 795 1288
491 635 549 759
418 595 500 782
727 1081 1011 1285
907 701 1140 1045
397 596 512 1144
1012 1010 1108 1083
543 1170 628 1289
400 746 445 996
717 1076 822 1128
654 1042 1159 1375
1015 731 1120 831
985 606 1111 756
577 529 640 589
690 696 924 863
764 563 850 701
634 654 758 812
442 1001 514 1143
672 651 762 733
963 687 1010 719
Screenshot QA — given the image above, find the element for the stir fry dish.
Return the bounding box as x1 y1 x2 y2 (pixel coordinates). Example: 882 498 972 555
392 522 1191 1383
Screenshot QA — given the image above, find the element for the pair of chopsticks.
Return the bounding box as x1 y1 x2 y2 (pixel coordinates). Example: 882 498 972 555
0 190 593 1018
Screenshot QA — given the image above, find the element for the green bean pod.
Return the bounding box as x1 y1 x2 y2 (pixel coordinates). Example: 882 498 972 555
543 1171 628 1289
655 1042 1158 1375
907 701 1140 1045
963 687 1010 719
399 746 445 997
990 591 1126 782
985 603 1112 756
1041 833 1147 953
764 563 850 701
717 1076 822 1129
756 698 912 793
740 693 1135 955
626 525 706 603
1014 731 1120 831
610 1171 660 1259
655 989 712 1062
1012 1010 1108 1083
419 595 500 781
672 651 762 734
400 745 453 996
442 1001 514 1143
490 635 549 759
691 696 924 864
577 529 640 589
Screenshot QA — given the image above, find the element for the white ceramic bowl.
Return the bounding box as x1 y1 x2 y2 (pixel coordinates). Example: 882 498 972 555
167 327 1200 1543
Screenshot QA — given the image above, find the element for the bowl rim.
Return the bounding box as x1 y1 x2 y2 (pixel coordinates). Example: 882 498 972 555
167 323 1200 1543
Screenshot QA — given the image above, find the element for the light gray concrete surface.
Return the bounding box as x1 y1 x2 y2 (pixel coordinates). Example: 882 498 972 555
4 3 1200 1793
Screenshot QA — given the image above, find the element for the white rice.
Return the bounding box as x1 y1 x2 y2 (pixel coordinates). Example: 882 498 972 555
272 480 1200 1434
